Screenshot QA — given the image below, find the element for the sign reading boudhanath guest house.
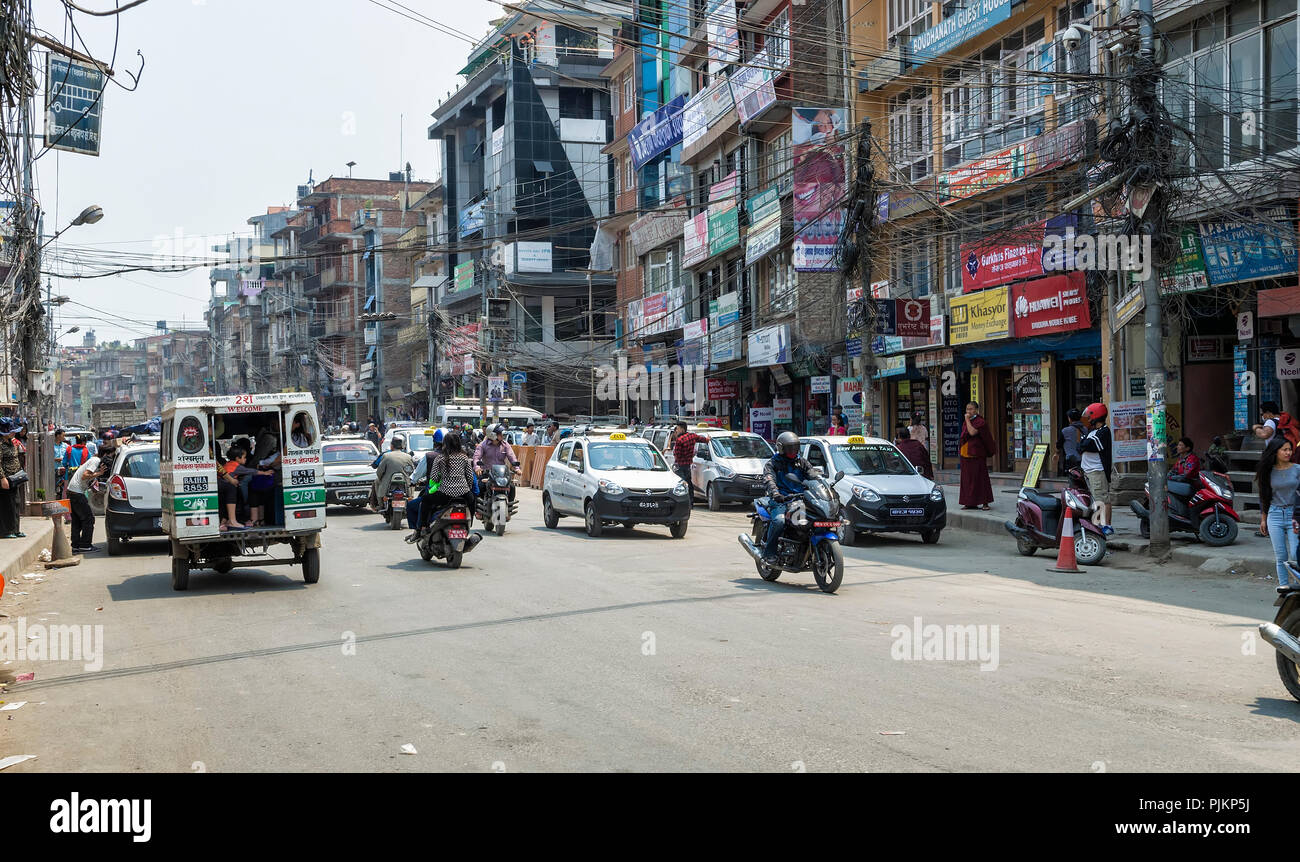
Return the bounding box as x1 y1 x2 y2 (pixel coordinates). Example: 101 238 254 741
907 0 1013 67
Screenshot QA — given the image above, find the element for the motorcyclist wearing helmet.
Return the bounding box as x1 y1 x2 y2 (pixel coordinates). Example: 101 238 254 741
474 424 520 475
1078 402 1114 536
760 431 815 564
370 434 414 509
407 428 446 533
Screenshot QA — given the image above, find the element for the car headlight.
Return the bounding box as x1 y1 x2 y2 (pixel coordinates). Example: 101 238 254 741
929 486 944 501
852 485 881 502
672 481 689 497
715 464 735 478
598 478 625 495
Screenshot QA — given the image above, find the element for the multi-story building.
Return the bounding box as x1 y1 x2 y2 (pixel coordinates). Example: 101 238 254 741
428 1 628 418
140 329 210 414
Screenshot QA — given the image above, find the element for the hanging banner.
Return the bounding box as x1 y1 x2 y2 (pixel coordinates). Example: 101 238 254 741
629 94 686 169
729 48 777 125
745 186 782 265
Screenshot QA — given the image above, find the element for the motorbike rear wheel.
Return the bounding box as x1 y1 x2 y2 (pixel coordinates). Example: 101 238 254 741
1198 514 1238 546
389 509 403 531
1276 608 1300 702
495 521 506 537
445 550 463 569
812 541 844 594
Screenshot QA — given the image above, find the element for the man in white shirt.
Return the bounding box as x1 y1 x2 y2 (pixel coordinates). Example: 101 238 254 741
521 422 540 446
67 447 110 552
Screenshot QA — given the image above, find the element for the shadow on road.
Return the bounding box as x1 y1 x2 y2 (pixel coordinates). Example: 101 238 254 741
1249 696 1300 720
106 567 308 601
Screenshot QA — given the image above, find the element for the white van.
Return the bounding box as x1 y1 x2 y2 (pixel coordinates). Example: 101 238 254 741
689 430 774 510
436 402 544 427
160 393 325 590
541 431 691 539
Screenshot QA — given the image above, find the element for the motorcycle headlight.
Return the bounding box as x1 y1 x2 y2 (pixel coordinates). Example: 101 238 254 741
672 481 689 497
852 485 881 502
1203 473 1231 500
929 486 944 501
598 478 626 495
715 464 735 478
1063 489 1089 514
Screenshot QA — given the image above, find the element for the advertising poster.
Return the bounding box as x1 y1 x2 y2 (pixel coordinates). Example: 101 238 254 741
1009 272 1091 337
792 106 848 273
949 286 1009 344
1197 207 1299 286
750 407 774 439
729 48 776 125
1109 399 1148 463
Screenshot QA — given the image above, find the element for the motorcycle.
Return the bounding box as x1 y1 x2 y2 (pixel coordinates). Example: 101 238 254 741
475 462 519 536
415 500 483 569
377 471 410 531
1004 468 1108 566
737 470 846 594
1259 562 1300 702
1129 469 1240 546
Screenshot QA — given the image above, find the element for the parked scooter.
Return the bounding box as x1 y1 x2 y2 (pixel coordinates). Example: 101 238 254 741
738 470 846 594
476 462 519 536
377 471 409 531
1003 468 1107 565
1129 469 1240 546
415 500 483 569
1259 562 1300 702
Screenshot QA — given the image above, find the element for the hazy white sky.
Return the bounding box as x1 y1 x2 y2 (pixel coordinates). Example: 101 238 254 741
34 0 501 345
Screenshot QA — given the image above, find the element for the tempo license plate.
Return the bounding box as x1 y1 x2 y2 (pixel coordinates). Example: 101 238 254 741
890 507 925 517
814 521 840 528
446 527 468 539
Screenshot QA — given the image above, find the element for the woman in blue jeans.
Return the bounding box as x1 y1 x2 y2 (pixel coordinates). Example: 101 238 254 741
1257 438 1300 593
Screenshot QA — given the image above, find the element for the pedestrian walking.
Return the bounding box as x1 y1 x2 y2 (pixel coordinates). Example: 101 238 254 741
0 419 24 539
1079 402 1114 536
957 401 995 510
66 441 110 551
1256 437 1300 592
908 413 929 450
669 421 707 504
1058 408 1085 475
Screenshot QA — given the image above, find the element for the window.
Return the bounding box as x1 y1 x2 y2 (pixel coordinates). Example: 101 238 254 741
888 0 930 45
645 248 678 294
556 440 573 463
120 450 160 479
767 8 791 69
767 250 796 314
624 156 635 192
889 87 932 181
523 297 543 342
554 297 590 341
177 416 205 456
622 74 634 115
891 229 934 298
763 129 793 195
943 21 1048 167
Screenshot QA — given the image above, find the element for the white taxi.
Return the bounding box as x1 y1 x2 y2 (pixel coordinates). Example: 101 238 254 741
541 431 691 538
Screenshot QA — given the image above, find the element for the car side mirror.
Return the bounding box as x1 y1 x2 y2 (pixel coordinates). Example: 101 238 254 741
834 470 845 482
696 444 709 460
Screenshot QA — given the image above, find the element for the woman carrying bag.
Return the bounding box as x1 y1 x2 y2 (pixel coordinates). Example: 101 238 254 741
0 418 28 539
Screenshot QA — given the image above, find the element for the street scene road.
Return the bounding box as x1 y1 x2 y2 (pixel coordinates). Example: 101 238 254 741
3 493 1296 773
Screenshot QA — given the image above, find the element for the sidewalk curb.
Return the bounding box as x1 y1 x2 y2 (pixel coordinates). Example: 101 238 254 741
0 517 55 584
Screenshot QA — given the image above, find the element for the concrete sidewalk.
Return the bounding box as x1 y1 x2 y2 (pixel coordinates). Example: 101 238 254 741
940 483 1281 579
0 515 56 591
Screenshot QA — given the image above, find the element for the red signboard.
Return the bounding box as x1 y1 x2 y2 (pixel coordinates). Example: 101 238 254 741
1009 272 1091 338
961 223 1045 292
706 379 741 400
895 298 930 338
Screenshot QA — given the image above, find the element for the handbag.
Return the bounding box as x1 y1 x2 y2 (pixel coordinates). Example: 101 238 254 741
7 470 28 487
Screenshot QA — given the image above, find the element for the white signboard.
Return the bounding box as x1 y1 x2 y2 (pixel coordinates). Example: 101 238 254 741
773 398 793 420
810 375 832 394
683 318 708 342
1237 311 1254 341
1277 347 1300 380
682 76 735 151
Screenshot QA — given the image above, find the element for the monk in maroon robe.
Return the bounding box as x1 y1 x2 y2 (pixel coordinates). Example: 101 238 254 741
958 401 996 509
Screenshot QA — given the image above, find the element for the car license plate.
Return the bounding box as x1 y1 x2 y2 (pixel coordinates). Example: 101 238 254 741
814 521 839 528
890 507 925 517
337 491 368 501
750 484 766 493
446 527 468 539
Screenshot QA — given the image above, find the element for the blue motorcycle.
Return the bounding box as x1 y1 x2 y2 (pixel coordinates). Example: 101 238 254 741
738 470 846 594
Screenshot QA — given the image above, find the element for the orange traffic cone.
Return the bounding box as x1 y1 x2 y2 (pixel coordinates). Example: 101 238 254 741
1047 505 1081 573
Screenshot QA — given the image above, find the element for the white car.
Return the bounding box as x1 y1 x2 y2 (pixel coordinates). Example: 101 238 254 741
689 430 774 510
104 440 163 555
800 435 946 545
541 431 691 538
380 422 427 452
321 438 380 507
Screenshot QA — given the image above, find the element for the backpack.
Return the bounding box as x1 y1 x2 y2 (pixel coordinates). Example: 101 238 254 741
1276 412 1300 447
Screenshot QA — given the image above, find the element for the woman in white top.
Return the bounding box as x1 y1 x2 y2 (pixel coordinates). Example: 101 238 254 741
907 414 929 449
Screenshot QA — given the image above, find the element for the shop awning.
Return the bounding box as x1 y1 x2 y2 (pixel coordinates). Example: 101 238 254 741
954 329 1101 370
1259 286 1300 318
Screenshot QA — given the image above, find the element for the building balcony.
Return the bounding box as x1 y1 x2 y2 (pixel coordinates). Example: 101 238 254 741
300 218 352 247
309 320 325 339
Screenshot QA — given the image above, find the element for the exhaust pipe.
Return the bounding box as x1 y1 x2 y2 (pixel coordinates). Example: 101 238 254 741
1260 623 1300 665
738 533 765 564
464 533 484 553
1003 520 1026 538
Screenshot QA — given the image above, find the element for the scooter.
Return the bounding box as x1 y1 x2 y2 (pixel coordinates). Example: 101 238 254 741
1259 562 1300 702
475 462 519 536
1003 468 1107 566
1129 470 1240 546
738 470 846 594
415 500 483 569
377 472 409 531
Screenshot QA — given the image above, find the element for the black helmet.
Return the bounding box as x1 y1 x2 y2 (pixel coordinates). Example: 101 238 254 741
776 431 800 458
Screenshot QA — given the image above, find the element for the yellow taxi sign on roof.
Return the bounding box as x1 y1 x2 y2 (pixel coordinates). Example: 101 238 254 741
846 435 866 444
731 431 740 437
609 432 627 441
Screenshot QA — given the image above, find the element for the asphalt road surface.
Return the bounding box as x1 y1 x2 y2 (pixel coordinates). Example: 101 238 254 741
3 490 1297 772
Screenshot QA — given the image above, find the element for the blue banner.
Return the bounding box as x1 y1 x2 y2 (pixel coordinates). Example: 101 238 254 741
1197 208 1298 286
908 0 1013 68
629 95 686 170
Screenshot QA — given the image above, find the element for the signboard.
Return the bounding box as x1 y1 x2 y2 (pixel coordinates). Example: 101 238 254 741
706 0 740 75
941 142 1026 205
710 322 742 364
682 77 735 151
810 375 832 394
1160 227 1210 293
454 260 475 294
949 286 1009 345
487 376 506 402
873 298 896 335
749 407 774 439
506 241 552 274
1197 208 1299 286
459 200 486 237
942 393 962 458
710 291 739 328
1277 348 1300 380
1188 336 1223 361
510 371 527 389
838 376 862 406
896 299 930 339
1113 282 1145 331
683 317 708 342
683 211 709 266
1009 272 1091 337
793 212 845 271
707 379 740 400
908 0 1013 66
491 125 504 157
1022 443 1049 489
961 213 1077 292
1129 377 1145 398
629 94 686 169
629 209 688 257
1237 311 1254 341
747 324 790 367
745 187 782 265
729 49 776 125
773 398 793 421
707 177 739 258
1109 399 1148 463
875 355 907 378
45 54 106 156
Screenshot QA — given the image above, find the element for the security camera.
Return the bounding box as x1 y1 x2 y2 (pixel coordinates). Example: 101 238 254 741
1060 22 1092 52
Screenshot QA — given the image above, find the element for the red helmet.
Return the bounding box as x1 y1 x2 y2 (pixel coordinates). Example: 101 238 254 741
1081 403 1108 424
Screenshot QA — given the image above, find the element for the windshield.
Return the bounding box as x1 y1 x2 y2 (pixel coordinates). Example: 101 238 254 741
830 444 916 476
404 433 435 453
588 442 669 471
711 435 773 459
121 450 160 479
323 443 377 464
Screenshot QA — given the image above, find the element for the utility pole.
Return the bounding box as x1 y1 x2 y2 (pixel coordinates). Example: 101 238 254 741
1135 0 1170 558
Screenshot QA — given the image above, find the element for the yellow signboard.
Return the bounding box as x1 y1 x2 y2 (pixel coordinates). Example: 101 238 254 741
949 286 1009 345
1023 443 1049 488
